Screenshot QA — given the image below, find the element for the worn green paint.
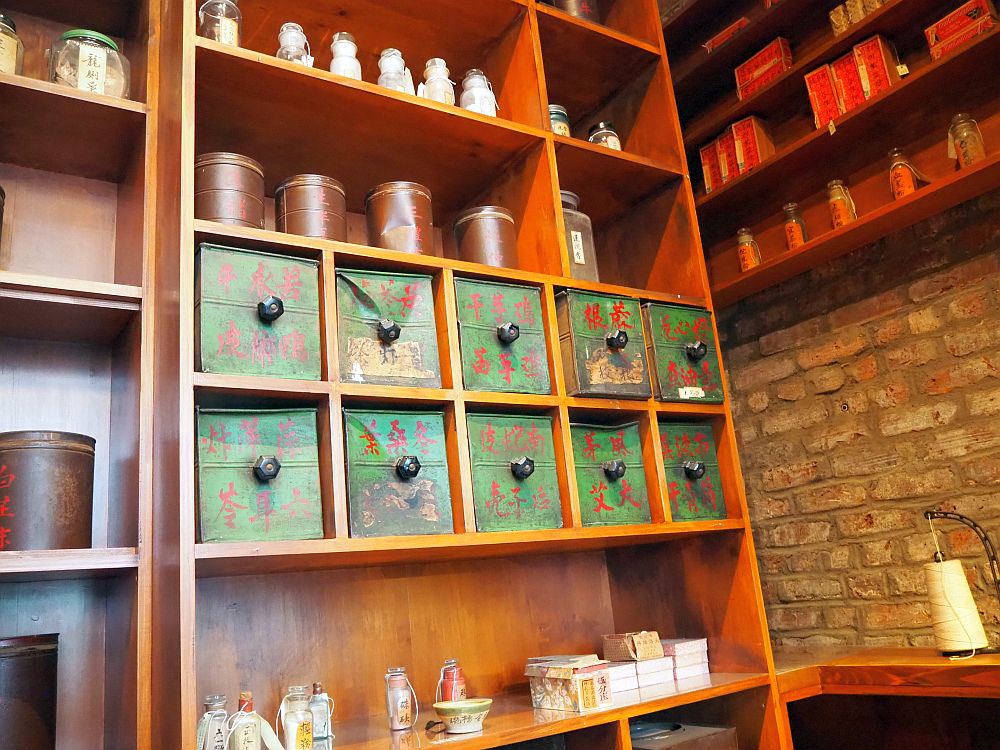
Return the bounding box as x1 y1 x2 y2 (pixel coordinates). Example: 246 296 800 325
557 290 651 399
455 279 551 394
343 409 453 538
659 422 727 521
336 269 441 387
570 422 650 527
643 303 723 403
196 408 323 543
466 414 562 532
196 243 322 380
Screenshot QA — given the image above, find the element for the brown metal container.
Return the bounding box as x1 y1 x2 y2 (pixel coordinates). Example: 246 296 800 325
194 152 265 228
552 0 599 22
453 205 517 268
365 181 434 254
0 431 95 550
0 634 58 750
275 174 348 240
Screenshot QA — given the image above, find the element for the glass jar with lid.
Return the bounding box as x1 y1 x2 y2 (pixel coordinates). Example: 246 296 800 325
198 0 241 47
460 69 498 117
887 148 927 200
948 113 986 169
0 11 24 76
276 22 313 66
549 104 571 136
588 122 621 151
378 48 414 94
560 190 599 282
417 58 455 105
736 228 761 272
826 179 856 228
280 685 313 749
48 29 130 99
782 203 808 251
330 31 361 79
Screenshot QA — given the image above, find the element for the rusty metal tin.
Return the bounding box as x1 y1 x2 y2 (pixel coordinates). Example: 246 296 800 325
453 205 516 268
276 173 348 240
365 181 434 254
194 151 266 228
0 431 95 550
0 634 58 750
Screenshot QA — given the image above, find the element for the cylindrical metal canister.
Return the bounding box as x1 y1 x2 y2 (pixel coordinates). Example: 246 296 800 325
0 634 58 750
275 174 347 240
553 0 598 22
365 181 434 254
453 205 516 268
0 431 95 550
194 152 266 228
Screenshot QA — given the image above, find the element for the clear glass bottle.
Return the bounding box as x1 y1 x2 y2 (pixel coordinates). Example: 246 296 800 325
561 190 599 282
276 22 313 67
782 202 808 251
588 121 621 151
949 113 986 169
280 686 314 749
330 32 361 80
827 179 857 228
385 667 418 731
378 48 414 94
228 692 260 750
198 0 242 47
310 682 333 741
196 694 228 750
736 228 762 272
888 147 927 200
0 11 24 76
460 69 498 117
549 104 571 136
48 29 131 99
417 58 455 105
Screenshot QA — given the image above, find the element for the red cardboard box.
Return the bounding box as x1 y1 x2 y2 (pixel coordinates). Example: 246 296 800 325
705 17 750 53
730 117 774 173
699 142 723 194
830 53 866 112
715 130 740 183
804 65 845 129
930 15 995 57
735 38 793 101
853 35 900 99
925 0 997 46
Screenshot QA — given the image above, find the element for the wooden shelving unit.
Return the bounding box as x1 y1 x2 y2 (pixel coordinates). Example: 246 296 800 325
665 0 1000 305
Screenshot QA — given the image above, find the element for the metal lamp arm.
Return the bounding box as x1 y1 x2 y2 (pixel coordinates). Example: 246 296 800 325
924 510 1000 613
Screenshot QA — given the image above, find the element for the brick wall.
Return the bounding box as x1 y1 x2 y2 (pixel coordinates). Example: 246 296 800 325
718 188 1000 648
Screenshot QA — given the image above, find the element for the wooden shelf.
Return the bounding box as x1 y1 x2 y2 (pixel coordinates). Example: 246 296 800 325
0 547 139 581
711 150 1000 306
192 371 333 399
536 2 661 53
0 73 146 182
2 0 139 38
194 518 745 576
662 0 726 44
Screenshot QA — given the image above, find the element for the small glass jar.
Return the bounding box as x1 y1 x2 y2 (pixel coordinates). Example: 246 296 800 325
460 68 498 117
736 228 761 272
561 190 599 282
418 58 455 105
276 22 313 67
782 202 808 251
0 11 24 76
949 113 986 169
888 147 926 200
549 104 571 136
281 686 313 749
48 29 131 99
588 121 621 151
330 32 362 80
198 0 241 47
827 179 856 228
378 48 414 94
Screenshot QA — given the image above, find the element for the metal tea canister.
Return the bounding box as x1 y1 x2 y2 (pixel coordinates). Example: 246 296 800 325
198 0 242 46
196 694 228 750
194 152 266 228
279 685 314 749
560 190 599 282
365 181 434 254
549 104 571 136
782 202 808 251
588 121 622 151
736 227 761 272
888 148 927 200
826 179 857 228
436 659 468 702
275 174 347 240
948 113 986 169
330 32 362 79
0 635 59 750
552 0 599 22
385 667 418 731
276 22 313 67
453 205 517 268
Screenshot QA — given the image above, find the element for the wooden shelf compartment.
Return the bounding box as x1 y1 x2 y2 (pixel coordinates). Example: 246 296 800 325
535 1 662 60
0 547 139 581
661 0 724 46
2 0 142 40
237 0 546 128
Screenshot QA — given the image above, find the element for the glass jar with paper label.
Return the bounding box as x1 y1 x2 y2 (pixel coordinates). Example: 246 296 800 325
588 121 621 151
48 30 130 99
199 0 242 47
826 179 856 228
280 686 314 749
417 58 455 105
460 69 498 117
736 227 761 272
276 22 313 67
781 202 808 251
560 190 599 282
948 113 986 169
330 32 362 79
0 12 24 76
549 104 571 136
888 148 927 200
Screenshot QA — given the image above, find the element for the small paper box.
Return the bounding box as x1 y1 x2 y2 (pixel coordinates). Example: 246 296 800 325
699 141 723 194
675 662 711 680
730 116 774 173
715 130 740 184
637 669 673 688
829 5 850 36
930 15 995 58
636 655 675 675
610 675 640 693
660 637 709 657
674 651 710 668
704 18 750 54
830 53 866 112
863 0 884 12
853 35 900 99
804 65 845 129
734 38 793 101
525 655 612 713
607 661 639 681
925 0 997 47
845 0 867 23
603 631 665 661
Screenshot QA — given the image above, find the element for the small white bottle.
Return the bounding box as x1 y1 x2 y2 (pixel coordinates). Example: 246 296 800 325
280 686 314 749
276 22 313 67
310 682 333 741
377 48 414 95
196 694 228 750
460 68 498 117
417 57 455 105
329 31 361 80
228 692 260 750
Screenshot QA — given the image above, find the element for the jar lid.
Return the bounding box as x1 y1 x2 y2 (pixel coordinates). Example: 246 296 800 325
464 68 486 78
549 104 568 116
454 205 515 227
195 151 265 177
204 694 228 708
380 47 402 58
950 112 974 125
276 173 346 195
588 121 615 135
332 31 356 44
425 57 448 69
0 430 96 454
737 227 753 235
60 29 120 52
366 181 432 202
0 11 15 32
560 190 580 209
781 202 799 212
827 179 845 188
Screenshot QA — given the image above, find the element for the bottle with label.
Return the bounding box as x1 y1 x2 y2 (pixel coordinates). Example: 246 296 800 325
377 48 414 94
196 694 228 750
948 113 986 169
48 29 131 99
587 122 622 151
436 659 468 702
228 692 261 750
280 686 314 750
198 0 242 47
310 682 334 742
0 12 24 76
736 228 762 272
560 190 599 282
385 667 418 731
459 69 498 117
276 22 313 67
826 179 857 228
417 58 455 105
549 104 571 136
781 203 808 251
330 32 362 80
887 148 928 200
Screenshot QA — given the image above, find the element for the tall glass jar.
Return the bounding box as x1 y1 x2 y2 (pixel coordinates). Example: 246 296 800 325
196 694 228 750
549 104 571 136
460 69 498 117
887 147 927 200
588 121 621 150
418 58 455 105
561 190 599 282
281 686 314 749
330 32 361 79
949 113 986 169
782 203 808 251
198 0 242 47
378 48 414 94
276 22 313 67
0 12 24 76
826 179 856 228
229 692 260 750
48 30 131 99
736 228 761 272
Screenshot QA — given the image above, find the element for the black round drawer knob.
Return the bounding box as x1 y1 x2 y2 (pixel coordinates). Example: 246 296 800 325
510 455 535 480
606 329 629 350
395 455 421 480
253 455 281 481
257 295 285 322
683 461 706 480
685 340 708 361
497 321 521 344
378 318 402 344
602 459 627 480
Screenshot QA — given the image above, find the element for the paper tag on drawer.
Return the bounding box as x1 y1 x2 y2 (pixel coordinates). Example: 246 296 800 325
679 386 706 400
571 230 586 264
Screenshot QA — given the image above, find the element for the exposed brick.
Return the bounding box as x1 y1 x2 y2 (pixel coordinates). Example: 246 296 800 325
806 366 846 394
962 456 1000 485
967 386 1000 416
862 540 895 567
926 422 1000 458
797 328 869 369
736 422 759 445
778 577 843 602
771 607 823 631
761 460 826 491
837 509 915 537
878 401 959 435
921 356 998 395
771 520 832 547
796 484 866 514
933 495 1000 520
872 318 904 346
949 289 988 319
741 439 801 468
887 569 928 596
907 306 943 334
775 378 806 401
908 634 938 648
759 318 824 356
868 467 957 500
803 417 869 453
867 376 911 408
749 496 795 522
725 341 758 368
787 551 823 573
948 528 982 556
747 391 769 413
779 634 853 649
733 355 798 391
825 606 858 629
903 533 938 563
943 325 1000 357
831 445 903 477
847 573 886 600
908 255 1000 302
761 401 828 436
863 602 931 629
885 339 939 368
824 546 852 570
759 555 786 575
829 291 906 329
845 355 878 383
864 634 908 647
834 389 870 415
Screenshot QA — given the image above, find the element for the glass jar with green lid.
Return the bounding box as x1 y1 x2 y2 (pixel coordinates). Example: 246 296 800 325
48 29 130 99
549 104 571 136
0 11 24 76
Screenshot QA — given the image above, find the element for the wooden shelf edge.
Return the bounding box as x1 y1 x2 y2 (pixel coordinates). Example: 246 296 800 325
0 547 139 580
534 3 662 55
0 71 148 115
553 133 685 178
0 271 143 304
711 151 1000 307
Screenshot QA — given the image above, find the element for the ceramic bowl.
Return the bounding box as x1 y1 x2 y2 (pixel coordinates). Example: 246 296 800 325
432 698 493 733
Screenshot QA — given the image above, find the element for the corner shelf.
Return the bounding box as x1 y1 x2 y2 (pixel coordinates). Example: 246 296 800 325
0 547 139 581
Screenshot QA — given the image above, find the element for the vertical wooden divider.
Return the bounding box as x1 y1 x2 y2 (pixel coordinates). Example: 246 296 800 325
616 717 635 750
642 405 672 524
322 252 350 537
